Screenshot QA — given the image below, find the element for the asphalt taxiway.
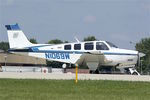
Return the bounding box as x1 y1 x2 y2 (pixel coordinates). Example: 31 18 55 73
0 72 150 82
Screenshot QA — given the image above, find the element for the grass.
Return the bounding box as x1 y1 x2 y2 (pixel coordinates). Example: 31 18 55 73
0 79 150 100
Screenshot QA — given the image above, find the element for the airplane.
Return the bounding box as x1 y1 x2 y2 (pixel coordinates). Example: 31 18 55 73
5 23 145 75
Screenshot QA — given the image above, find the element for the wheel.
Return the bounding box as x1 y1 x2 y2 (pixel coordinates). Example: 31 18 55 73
132 72 138 75
89 70 95 74
95 69 99 74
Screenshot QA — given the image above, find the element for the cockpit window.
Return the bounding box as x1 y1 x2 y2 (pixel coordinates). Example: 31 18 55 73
106 41 118 48
96 42 109 50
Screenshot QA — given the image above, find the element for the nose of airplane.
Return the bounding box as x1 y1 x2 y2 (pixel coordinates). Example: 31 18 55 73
122 49 138 55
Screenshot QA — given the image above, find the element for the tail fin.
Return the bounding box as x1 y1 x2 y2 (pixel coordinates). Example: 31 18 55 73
5 23 32 49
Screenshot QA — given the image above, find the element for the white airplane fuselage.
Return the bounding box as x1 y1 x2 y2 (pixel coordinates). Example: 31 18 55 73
6 24 139 71
9 41 138 70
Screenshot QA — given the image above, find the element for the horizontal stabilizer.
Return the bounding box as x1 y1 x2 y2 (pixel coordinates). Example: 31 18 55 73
5 23 20 30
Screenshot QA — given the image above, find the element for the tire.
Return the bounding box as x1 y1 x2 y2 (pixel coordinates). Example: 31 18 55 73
132 72 138 75
95 69 99 74
89 70 95 74
89 70 93 74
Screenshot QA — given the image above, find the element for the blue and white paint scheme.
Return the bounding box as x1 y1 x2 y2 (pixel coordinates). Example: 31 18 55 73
5 24 144 73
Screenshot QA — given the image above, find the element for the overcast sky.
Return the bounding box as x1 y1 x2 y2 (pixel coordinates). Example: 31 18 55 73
0 0 150 50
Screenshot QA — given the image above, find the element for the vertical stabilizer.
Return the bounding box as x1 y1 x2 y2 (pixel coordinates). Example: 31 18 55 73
5 23 32 49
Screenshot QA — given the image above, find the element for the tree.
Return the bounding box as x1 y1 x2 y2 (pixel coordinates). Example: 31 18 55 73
29 38 38 44
0 42 9 52
48 39 63 44
83 36 97 41
135 37 150 74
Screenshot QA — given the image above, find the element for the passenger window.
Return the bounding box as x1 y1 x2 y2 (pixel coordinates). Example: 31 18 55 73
96 42 109 50
64 45 71 50
84 42 93 50
74 44 81 50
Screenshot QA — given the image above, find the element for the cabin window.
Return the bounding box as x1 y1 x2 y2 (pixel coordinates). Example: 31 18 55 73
74 44 81 50
84 42 93 50
64 45 71 50
96 42 109 50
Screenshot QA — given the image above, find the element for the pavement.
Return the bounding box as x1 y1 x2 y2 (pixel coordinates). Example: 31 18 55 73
0 72 150 82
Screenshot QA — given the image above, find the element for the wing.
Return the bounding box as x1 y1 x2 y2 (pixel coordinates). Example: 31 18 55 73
76 51 111 66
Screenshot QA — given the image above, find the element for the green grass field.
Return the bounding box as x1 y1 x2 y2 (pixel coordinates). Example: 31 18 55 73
0 79 150 100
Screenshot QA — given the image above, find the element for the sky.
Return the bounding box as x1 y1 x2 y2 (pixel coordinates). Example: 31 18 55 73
0 0 150 50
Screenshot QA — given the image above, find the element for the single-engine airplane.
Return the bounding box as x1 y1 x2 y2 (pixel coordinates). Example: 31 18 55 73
5 24 145 75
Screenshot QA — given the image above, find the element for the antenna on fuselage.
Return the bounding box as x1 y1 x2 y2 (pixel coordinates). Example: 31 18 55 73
74 36 80 43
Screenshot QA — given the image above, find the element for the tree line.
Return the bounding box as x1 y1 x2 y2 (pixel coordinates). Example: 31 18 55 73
0 36 150 73
135 38 150 74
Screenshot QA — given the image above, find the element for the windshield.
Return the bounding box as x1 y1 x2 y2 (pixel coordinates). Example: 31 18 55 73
106 41 118 48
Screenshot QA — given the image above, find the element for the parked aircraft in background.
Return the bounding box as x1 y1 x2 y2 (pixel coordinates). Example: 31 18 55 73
5 24 145 75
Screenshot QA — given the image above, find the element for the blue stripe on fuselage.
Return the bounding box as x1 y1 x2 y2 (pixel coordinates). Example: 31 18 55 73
35 50 83 54
103 52 137 56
